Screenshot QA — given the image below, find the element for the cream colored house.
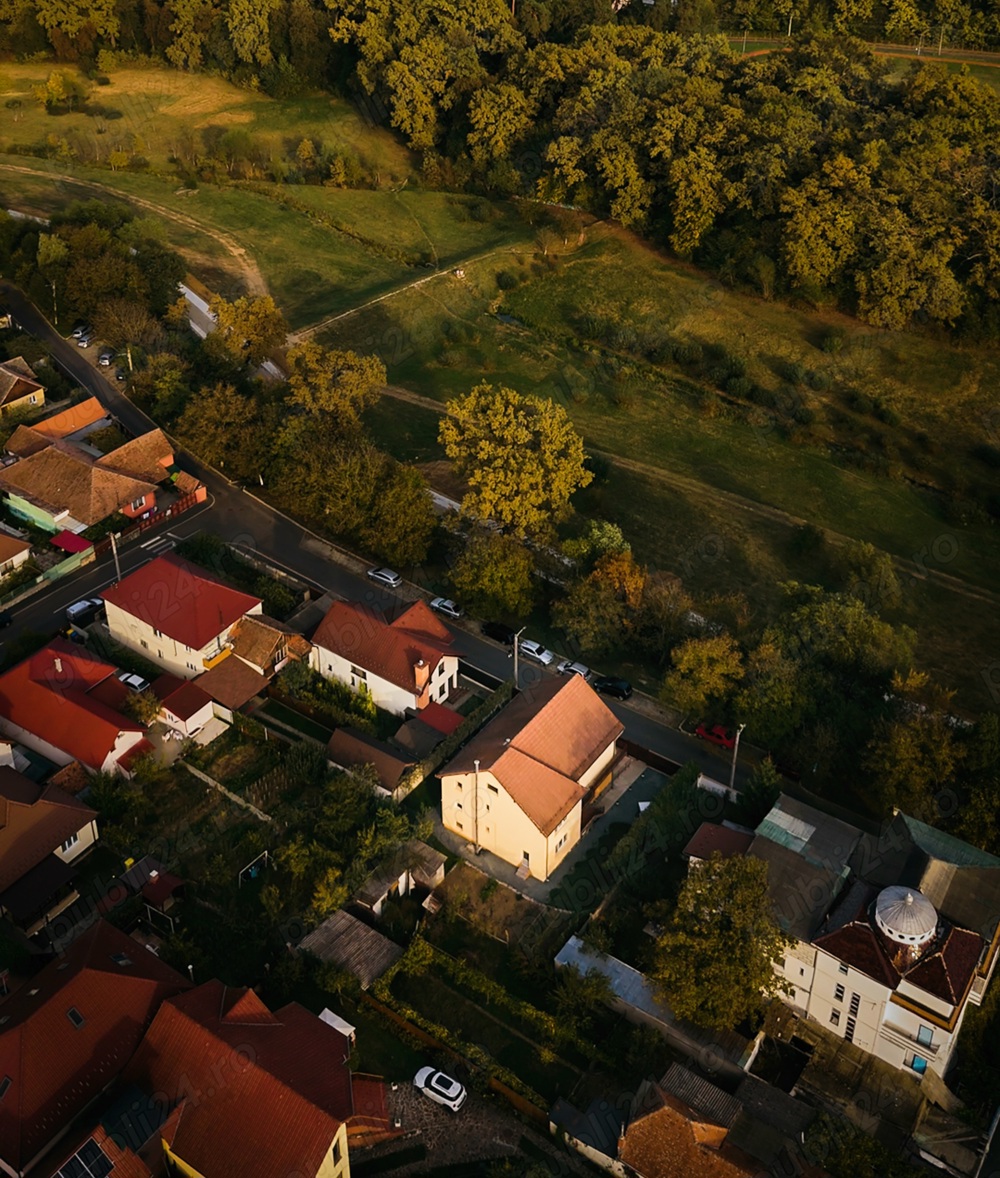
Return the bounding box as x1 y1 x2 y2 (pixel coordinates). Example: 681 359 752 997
748 797 1000 1080
440 675 623 881
102 553 262 678
312 600 458 716
0 356 44 416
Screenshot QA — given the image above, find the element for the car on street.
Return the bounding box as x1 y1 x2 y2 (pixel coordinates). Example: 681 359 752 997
366 567 402 589
557 659 591 680
413 1066 467 1113
0 610 12 629
70 322 89 339
429 597 463 620
593 675 633 700
65 598 104 624
695 722 737 750
76 334 92 348
519 638 555 666
98 348 115 366
117 671 150 693
481 621 515 646
114 367 127 382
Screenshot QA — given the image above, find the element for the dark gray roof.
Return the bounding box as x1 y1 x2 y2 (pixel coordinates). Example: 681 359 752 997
659 1063 742 1129
298 910 403 989
734 1073 815 1138
550 1097 619 1155
353 840 446 908
393 718 443 758
756 795 862 871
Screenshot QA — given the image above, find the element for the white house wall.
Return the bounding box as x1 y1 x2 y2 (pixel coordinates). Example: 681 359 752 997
104 599 262 679
54 818 99 864
312 645 458 717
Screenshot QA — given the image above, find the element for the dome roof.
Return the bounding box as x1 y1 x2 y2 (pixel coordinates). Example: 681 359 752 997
875 886 937 945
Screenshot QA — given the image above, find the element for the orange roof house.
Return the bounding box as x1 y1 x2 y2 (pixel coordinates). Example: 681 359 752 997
0 639 148 776
124 980 393 1178
440 676 623 881
0 919 188 1177
95 429 174 485
31 396 108 440
0 357 44 415
102 555 262 680
311 600 459 717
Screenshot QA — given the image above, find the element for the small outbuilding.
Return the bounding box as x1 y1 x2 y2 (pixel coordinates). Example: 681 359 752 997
352 839 447 919
297 909 403 990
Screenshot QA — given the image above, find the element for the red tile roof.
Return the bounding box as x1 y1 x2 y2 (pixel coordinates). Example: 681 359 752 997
815 920 900 990
102 555 261 652
683 823 755 862
124 981 357 1178
619 1087 759 1178
153 676 213 722
0 767 96 894
46 1123 154 1178
313 600 454 695
0 639 145 772
327 727 414 792
443 676 623 835
904 925 983 1005
420 701 464 736
0 919 188 1174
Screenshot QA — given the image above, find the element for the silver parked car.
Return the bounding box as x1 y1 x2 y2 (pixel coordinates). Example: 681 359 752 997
430 596 463 620
366 567 402 589
519 638 555 666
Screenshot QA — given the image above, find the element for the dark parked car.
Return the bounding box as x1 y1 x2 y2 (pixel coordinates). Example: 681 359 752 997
481 621 515 646
593 675 633 700
0 610 12 629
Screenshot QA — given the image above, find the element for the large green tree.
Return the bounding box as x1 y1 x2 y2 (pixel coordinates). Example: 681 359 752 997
662 633 744 716
286 342 385 426
439 382 591 539
651 853 789 1030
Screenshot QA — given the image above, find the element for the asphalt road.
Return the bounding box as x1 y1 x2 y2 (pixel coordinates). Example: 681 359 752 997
0 280 752 786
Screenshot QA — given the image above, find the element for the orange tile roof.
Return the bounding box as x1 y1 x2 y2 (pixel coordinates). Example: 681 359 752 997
0 639 145 772
96 429 173 484
32 397 107 439
0 532 30 564
0 445 156 527
4 425 50 458
443 676 623 835
313 601 454 695
124 981 357 1178
619 1088 759 1178
195 654 270 710
0 919 189 1174
0 767 96 894
102 555 261 651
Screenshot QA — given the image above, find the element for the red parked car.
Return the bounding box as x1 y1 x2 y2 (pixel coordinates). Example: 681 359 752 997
695 722 737 750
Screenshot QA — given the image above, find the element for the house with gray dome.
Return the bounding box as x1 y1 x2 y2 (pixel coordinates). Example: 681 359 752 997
747 795 1000 1081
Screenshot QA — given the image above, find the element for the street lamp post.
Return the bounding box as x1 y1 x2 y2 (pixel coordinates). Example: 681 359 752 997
729 723 746 797
511 626 526 690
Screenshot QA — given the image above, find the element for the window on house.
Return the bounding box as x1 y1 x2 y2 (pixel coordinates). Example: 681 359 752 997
485 804 490 812
67 1007 85 1029
917 1025 934 1047
333 1140 342 1165
130 497 146 511
845 1017 856 1043
455 781 463 789
834 984 845 1002
830 1010 840 1027
0 1077 10 1100
350 666 367 680
140 639 149 649
456 821 463 830
789 988 796 1000
799 967 805 977
838 963 849 976
849 993 860 1017
455 802 462 810
153 628 162 638
110 953 132 967
61 834 79 853
487 784 498 794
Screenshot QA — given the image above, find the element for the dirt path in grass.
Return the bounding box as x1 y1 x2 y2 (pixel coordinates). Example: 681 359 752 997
0 162 267 295
381 383 1000 610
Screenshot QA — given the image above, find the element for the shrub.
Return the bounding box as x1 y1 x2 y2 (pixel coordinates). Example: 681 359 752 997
807 369 831 391
820 328 846 354
674 342 704 366
496 269 518 290
972 443 1000 468
786 361 807 385
725 375 754 398
794 404 816 425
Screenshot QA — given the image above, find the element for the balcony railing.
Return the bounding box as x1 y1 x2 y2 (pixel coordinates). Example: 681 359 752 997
879 1021 939 1056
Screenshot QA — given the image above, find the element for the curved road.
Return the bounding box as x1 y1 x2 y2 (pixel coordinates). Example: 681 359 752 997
0 279 755 786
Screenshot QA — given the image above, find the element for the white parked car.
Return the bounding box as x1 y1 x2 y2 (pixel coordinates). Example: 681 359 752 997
65 598 104 624
366 567 402 589
519 638 555 666
430 597 463 620
413 1066 467 1112
557 659 591 680
117 671 150 693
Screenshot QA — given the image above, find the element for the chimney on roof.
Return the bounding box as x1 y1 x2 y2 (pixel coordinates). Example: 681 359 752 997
54 657 62 674
414 658 430 694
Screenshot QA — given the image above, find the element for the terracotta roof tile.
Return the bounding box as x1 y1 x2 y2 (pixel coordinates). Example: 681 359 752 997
0 532 30 564
619 1087 759 1178
0 358 43 407
904 925 983 1005
443 676 623 836
0 767 96 894
327 728 414 792
96 429 173 484
313 601 454 695
0 919 189 1173
0 639 145 772
124 980 358 1178
0 446 156 527
229 614 308 673
194 654 269 710
33 397 107 439
102 555 261 651
4 425 50 458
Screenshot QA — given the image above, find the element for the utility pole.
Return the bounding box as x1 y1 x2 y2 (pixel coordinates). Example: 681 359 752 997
110 531 122 583
787 9 794 37
729 723 746 798
512 626 526 691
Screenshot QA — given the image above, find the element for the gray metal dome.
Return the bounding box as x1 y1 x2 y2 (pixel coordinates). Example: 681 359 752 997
875 886 937 946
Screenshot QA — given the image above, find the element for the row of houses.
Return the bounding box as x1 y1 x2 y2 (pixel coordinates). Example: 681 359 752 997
0 917 391 1178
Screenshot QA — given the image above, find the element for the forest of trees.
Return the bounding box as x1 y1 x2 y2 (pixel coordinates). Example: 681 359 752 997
3 5 1000 337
